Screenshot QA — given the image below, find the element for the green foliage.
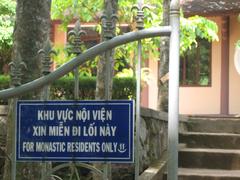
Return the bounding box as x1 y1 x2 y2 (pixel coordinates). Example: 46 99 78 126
180 38 211 86
236 40 240 49
115 67 152 87
51 76 96 99
180 15 219 54
0 75 10 104
53 44 98 76
0 0 16 74
51 0 103 27
51 0 218 74
0 75 136 101
0 0 16 49
112 77 136 99
0 75 10 89
51 76 136 100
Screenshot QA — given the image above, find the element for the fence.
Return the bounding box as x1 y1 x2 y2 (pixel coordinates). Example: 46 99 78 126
0 0 180 179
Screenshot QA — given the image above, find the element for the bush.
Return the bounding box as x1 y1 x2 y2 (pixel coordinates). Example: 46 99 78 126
0 75 9 104
0 75 136 101
0 75 10 90
51 76 136 100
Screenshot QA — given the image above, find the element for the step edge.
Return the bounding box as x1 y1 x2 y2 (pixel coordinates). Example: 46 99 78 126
179 148 240 154
180 132 240 136
178 168 240 177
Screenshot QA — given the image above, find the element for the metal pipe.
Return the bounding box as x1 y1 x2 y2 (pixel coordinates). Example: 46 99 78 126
74 68 79 100
168 0 180 180
104 50 112 100
0 27 171 99
104 49 113 180
134 0 145 178
170 0 180 10
135 40 142 180
11 98 17 180
40 85 50 180
103 50 111 180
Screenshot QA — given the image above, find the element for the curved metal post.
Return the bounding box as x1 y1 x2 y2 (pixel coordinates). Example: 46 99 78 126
0 27 171 106
168 0 180 180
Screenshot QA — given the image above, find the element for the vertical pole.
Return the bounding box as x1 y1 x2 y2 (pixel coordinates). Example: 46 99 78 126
168 1 180 180
104 50 112 100
100 1 118 178
40 84 50 180
135 40 142 180
132 0 145 178
68 20 86 100
103 49 113 180
9 54 27 180
38 39 55 180
40 85 49 180
103 163 109 180
74 68 79 99
11 98 17 180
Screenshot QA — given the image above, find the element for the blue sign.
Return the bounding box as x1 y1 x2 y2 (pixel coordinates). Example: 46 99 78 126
16 100 134 162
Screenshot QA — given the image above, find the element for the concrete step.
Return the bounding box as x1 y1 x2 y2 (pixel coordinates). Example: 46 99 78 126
163 168 240 180
186 117 240 133
179 148 240 170
178 168 240 180
180 132 240 149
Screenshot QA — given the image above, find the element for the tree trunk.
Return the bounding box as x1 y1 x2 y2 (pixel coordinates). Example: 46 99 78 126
3 0 51 180
95 1 118 179
157 0 170 111
95 0 118 100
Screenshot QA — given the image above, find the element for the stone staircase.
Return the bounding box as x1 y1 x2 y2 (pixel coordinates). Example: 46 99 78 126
178 116 240 180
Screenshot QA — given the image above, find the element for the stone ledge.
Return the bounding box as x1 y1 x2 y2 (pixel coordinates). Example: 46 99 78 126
0 106 8 116
141 107 188 123
139 151 167 180
141 107 168 122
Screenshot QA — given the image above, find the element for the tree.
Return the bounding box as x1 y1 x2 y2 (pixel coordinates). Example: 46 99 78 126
94 1 118 179
158 0 170 111
50 0 218 79
0 0 16 74
3 0 51 179
95 0 118 100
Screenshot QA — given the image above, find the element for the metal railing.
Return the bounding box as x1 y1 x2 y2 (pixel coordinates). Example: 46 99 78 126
0 0 180 179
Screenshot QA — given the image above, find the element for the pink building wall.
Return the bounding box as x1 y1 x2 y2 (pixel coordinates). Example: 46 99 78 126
180 15 240 115
179 17 222 114
141 52 158 109
146 16 240 115
51 17 240 115
229 15 240 114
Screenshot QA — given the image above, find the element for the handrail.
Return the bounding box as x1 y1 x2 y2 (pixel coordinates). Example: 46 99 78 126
170 0 180 11
0 26 171 99
168 1 180 180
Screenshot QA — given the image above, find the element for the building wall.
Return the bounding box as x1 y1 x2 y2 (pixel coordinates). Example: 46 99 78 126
229 15 240 114
51 17 240 115
141 52 158 110
179 16 240 115
52 22 66 46
179 17 222 114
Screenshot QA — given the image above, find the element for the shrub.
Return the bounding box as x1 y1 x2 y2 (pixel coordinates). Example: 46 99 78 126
0 75 9 90
0 75 136 101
